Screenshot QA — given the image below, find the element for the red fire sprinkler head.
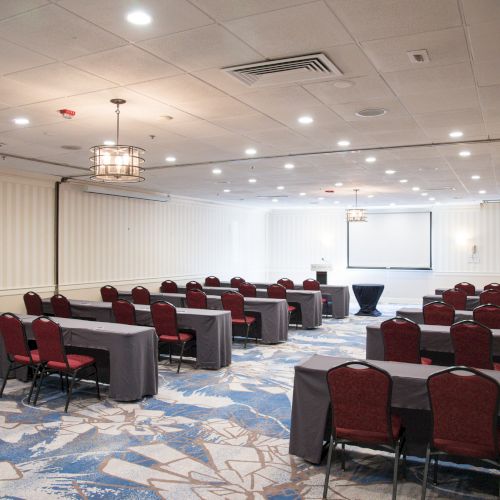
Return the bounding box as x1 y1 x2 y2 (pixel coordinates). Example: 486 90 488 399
58 109 76 119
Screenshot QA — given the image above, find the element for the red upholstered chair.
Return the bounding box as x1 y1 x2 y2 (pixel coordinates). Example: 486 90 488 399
112 299 136 325
32 316 100 412
238 282 257 298
277 278 294 290
151 301 196 373
473 304 500 329
454 282 475 296
185 289 208 309
186 281 203 291
381 317 432 365
268 283 298 328
221 291 256 349
132 286 150 305
23 291 43 316
51 294 72 318
450 320 499 370
204 276 220 287
323 361 405 500
100 285 118 303
0 313 40 402
303 278 332 318
230 277 245 288
160 280 178 293
442 288 467 310
423 301 455 326
480 289 500 306
422 367 500 498
484 283 500 292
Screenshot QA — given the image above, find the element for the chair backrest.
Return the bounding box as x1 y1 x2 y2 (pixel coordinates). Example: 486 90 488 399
277 278 294 290
238 282 257 298
442 288 467 310
230 277 245 288
427 366 499 459
480 290 500 306
454 282 475 296
484 283 500 292
204 276 220 287
302 278 320 291
267 283 287 300
221 291 246 321
23 291 43 316
112 299 136 325
32 316 67 366
100 285 118 302
381 316 423 364
473 304 500 329
132 286 150 305
51 294 72 318
451 320 494 369
185 289 207 309
423 301 455 326
150 301 179 339
186 281 202 291
0 313 32 362
160 280 178 293
327 361 394 444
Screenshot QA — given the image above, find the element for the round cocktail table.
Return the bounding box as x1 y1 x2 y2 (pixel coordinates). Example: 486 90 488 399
352 284 384 316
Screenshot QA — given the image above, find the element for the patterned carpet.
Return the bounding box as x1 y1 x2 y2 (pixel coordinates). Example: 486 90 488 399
0 303 498 499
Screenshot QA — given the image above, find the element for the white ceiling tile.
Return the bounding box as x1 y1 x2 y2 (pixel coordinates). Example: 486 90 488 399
399 87 479 114
473 59 500 87
461 0 500 25
57 0 213 42
223 2 352 58
210 113 283 133
326 0 461 41
192 68 262 96
321 43 377 78
159 120 235 139
174 96 255 120
0 76 63 106
0 39 54 75
468 21 500 62
66 45 181 86
329 97 410 121
138 24 263 72
0 4 126 59
0 0 50 21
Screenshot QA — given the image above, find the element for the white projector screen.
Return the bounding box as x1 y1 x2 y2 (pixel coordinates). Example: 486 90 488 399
347 212 432 269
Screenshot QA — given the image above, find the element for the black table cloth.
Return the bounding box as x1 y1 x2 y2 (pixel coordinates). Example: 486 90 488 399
352 283 384 316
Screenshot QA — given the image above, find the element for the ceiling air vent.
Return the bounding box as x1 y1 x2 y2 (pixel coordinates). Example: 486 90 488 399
407 49 430 64
224 53 342 87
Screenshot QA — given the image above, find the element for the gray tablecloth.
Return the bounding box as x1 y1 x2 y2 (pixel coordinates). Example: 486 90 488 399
435 287 483 296
396 307 472 324
423 294 479 310
119 290 288 344
289 354 500 464
0 313 158 401
366 322 500 360
43 299 232 370
220 282 350 319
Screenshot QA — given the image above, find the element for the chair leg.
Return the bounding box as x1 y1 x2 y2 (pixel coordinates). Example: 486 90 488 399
27 365 41 404
421 444 431 500
65 371 77 413
0 362 12 397
33 366 47 406
341 443 346 471
433 455 438 485
169 344 172 364
94 364 100 400
59 372 64 392
322 435 336 499
392 439 400 500
177 343 185 374
244 324 250 349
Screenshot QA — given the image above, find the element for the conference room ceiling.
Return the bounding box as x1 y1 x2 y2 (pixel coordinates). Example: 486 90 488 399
0 0 499 207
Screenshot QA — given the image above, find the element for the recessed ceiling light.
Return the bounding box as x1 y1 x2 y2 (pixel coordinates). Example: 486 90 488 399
248 178 257 183
223 189 231 193
212 168 222 174
334 182 343 187
165 156 176 162
13 117 29 125
385 169 396 174
318 197 324 200
390 202 396 207
479 190 486 194
103 140 115 146
471 175 481 180
126 10 152 25
367 194 375 198
449 130 463 138
245 148 257 155
356 108 387 118
337 140 350 147
399 179 408 183
272 198 279 203
421 192 428 196
299 192 306 196
334 200 340 204
412 186 420 191
298 115 314 124
277 185 285 190
429 197 435 201
284 163 295 169
365 156 376 163
459 150 471 157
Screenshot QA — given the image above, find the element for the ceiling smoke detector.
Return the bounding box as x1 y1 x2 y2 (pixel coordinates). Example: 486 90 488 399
407 49 430 64
355 108 387 118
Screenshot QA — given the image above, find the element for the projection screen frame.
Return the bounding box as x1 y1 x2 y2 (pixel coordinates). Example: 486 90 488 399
347 211 433 270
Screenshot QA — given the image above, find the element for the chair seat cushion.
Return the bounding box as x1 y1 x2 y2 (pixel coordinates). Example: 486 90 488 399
13 349 40 365
433 434 499 459
421 357 432 365
494 363 500 371
232 316 256 325
159 333 194 343
336 414 402 445
288 305 296 312
47 354 95 371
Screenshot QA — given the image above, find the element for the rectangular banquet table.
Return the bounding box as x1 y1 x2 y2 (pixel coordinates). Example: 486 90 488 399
42 299 232 370
289 355 500 464
221 281 350 319
396 307 471 324
118 290 288 344
179 286 323 329
435 287 483 296
0 313 158 401
366 322 500 360
423 294 479 310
